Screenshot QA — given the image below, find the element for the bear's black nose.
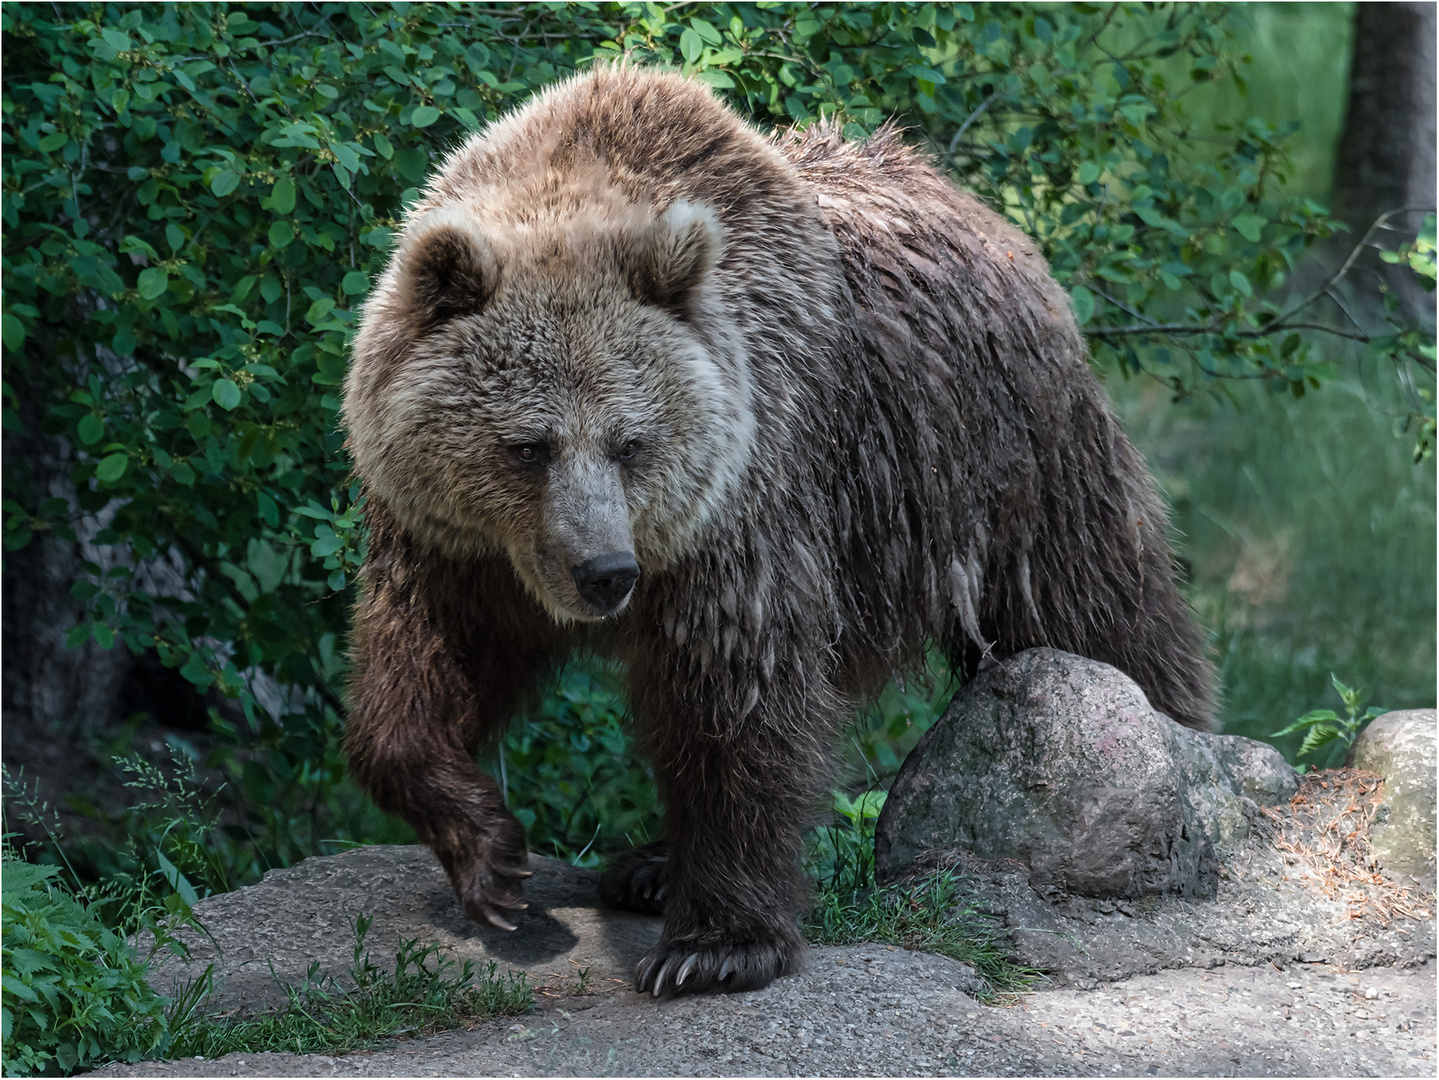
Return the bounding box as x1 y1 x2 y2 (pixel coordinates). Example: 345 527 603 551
572 552 640 614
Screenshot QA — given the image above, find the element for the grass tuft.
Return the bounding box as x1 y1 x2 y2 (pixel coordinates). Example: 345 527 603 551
164 915 533 1061
804 870 1042 999
801 789 1040 999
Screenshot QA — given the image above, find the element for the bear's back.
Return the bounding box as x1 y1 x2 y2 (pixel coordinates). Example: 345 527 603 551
420 67 817 245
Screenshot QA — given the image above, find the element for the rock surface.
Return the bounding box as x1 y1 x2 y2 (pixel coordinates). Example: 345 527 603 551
1348 709 1437 892
875 649 1296 897
89 833 1437 1077
145 846 662 1012
94 944 1438 1077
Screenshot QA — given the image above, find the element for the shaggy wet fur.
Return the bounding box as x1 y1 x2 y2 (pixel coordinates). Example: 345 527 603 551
343 66 1216 998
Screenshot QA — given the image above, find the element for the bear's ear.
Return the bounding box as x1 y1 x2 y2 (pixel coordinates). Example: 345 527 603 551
395 210 500 330
622 201 721 320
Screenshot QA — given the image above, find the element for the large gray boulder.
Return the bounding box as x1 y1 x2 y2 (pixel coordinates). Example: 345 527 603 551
1348 709 1437 892
875 648 1296 897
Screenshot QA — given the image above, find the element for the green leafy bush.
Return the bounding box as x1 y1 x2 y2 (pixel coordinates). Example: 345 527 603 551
494 662 660 866
2 2 1430 879
1 857 169 1076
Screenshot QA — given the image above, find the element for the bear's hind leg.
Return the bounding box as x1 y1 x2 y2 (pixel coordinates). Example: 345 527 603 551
598 840 669 915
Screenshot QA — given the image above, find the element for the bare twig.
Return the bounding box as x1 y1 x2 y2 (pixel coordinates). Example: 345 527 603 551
947 88 1007 157
1088 321 1373 343
1273 207 1435 326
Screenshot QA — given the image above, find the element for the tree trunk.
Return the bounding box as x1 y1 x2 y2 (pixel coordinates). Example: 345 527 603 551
1330 1 1437 324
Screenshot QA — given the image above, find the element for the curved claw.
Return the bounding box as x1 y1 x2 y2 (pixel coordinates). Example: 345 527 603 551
495 864 534 880
651 954 681 997
675 952 699 989
718 956 734 982
636 952 662 994
481 905 518 932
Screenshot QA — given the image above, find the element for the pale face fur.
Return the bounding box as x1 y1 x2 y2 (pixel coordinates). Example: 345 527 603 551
345 201 756 624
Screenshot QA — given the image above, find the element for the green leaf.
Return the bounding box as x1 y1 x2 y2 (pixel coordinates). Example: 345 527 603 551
256 491 280 528
679 28 703 63
2 313 26 352
211 379 242 411
1269 710 1339 738
94 453 128 483
905 65 946 85
1076 161 1101 185
311 535 345 558
1232 214 1265 243
411 105 442 128
268 221 294 250
269 178 296 215
101 28 132 51
690 17 723 45
165 223 186 253
1298 725 1341 757
155 850 200 907
305 297 336 325
341 271 370 296
1228 269 1253 297
137 267 169 300
77 415 104 445
692 69 735 89
1069 285 1095 324
210 170 241 197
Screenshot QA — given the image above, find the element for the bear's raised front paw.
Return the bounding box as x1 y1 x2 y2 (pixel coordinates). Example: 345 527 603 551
447 816 533 932
598 842 669 915
634 932 804 997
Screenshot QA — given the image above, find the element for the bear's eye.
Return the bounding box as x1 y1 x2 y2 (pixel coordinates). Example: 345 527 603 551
618 439 641 463
509 443 547 466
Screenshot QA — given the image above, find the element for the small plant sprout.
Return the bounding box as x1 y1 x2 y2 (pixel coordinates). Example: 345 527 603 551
1269 673 1387 772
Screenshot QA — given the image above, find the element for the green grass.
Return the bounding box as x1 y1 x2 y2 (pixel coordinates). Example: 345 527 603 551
1110 372 1437 755
800 788 1038 999
164 916 532 1061
804 870 1041 999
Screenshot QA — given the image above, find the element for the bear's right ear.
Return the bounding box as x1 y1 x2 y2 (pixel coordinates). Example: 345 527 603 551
394 210 500 330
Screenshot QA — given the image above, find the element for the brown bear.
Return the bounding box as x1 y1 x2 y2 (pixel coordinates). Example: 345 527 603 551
342 65 1215 998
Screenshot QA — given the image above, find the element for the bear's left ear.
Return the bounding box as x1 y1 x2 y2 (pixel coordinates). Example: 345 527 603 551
622 201 721 320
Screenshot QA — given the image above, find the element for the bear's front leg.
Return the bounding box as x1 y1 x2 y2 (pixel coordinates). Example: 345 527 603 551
346 500 563 930
627 660 839 996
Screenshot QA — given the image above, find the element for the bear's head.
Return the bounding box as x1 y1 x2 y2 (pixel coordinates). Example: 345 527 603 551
344 199 755 623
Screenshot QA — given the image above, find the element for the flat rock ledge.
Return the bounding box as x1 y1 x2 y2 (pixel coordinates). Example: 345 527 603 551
92 649 1436 1076
143 846 663 1014
93 839 1436 1077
